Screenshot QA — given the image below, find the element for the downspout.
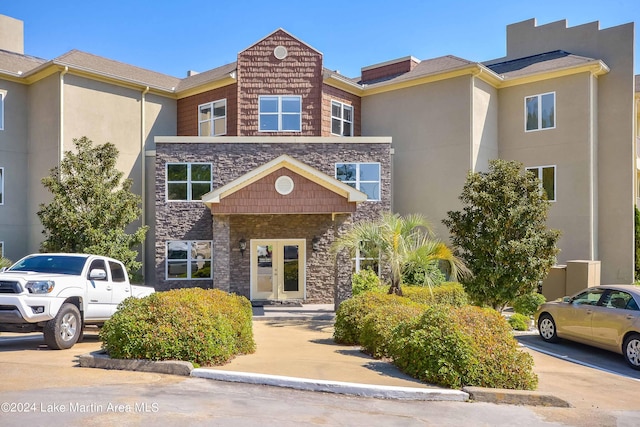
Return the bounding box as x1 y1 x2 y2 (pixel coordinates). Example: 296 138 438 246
588 74 597 260
59 66 69 170
141 86 149 278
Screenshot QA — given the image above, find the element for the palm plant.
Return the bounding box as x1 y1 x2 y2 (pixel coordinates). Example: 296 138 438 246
332 212 468 296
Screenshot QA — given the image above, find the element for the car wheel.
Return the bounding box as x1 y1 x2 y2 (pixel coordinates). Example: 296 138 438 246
43 303 82 350
623 333 640 370
538 313 559 343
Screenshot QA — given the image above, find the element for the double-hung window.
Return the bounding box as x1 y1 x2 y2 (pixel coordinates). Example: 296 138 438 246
259 95 301 132
166 163 212 201
199 99 226 136
336 163 380 201
525 92 555 131
331 101 353 136
166 241 212 280
526 165 556 202
0 167 4 205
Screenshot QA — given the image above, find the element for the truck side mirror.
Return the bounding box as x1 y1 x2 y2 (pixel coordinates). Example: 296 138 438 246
89 269 107 280
0 267 6 273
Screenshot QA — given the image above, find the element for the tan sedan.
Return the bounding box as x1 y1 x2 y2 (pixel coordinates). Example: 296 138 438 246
534 285 640 370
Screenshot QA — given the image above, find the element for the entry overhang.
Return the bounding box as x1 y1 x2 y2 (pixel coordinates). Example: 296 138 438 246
201 155 368 214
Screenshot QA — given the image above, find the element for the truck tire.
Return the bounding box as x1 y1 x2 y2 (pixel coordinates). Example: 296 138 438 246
43 303 82 350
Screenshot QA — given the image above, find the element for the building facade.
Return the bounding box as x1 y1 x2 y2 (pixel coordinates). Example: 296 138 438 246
0 15 637 304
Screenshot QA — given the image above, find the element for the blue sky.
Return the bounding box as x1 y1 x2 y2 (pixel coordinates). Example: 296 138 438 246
2 1 638 78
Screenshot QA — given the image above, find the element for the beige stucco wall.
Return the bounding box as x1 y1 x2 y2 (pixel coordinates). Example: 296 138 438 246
501 19 635 283
498 73 595 267
0 80 29 259
27 74 60 253
361 75 473 240
472 77 498 172
0 15 23 54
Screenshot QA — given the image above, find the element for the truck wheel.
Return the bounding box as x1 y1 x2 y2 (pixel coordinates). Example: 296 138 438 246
43 303 82 350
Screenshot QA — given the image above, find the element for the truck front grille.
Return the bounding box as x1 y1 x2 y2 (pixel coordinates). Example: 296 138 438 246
0 281 23 294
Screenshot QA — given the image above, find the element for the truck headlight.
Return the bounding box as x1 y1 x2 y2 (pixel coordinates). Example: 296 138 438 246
25 280 55 294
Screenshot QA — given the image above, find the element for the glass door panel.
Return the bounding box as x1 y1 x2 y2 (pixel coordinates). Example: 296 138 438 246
251 240 305 301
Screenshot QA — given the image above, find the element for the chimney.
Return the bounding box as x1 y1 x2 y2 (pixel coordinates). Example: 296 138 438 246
360 56 420 84
0 15 24 54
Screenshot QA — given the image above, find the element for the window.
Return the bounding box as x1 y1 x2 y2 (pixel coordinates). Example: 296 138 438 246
336 163 381 201
199 99 226 136
353 241 380 274
109 261 127 283
167 241 212 280
0 167 3 205
331 101 353 136
166 163 212 201
525 92 555 131
0 241 4 258
259 95 301 132
571 288 606 306
526 166 556 202
87 260 108 281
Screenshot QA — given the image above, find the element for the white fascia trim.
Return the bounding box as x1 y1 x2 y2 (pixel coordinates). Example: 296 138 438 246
155 136 392 144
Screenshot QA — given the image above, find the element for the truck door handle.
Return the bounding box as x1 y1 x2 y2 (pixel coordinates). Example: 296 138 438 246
106 286 112 291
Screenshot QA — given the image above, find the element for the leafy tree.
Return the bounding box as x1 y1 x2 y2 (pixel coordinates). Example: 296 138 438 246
37 137 147 276
332 212 467 296
0 256 12 269
443 159 560 311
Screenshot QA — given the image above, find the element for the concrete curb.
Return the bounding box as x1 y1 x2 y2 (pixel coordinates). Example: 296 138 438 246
78 351 193 376
463 386 572 407
192 368 469 401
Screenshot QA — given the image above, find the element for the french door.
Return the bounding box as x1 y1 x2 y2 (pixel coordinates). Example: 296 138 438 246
251 239 305 300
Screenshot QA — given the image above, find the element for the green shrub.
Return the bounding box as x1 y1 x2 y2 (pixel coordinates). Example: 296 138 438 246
512 293 546 317
403 282 469 307
334 292 414 345
360 302 426 359
351 269 385 296
100 288 255 366
508 313 530 331
402 262 446 287
389 305 537 390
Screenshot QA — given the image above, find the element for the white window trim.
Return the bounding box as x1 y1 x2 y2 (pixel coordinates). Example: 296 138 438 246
526 165 557 202
335 162 381 201
258 95 302 132
166 240 213 280
331 100 353 137
0 90 5 131
198 99 227 136
0 166 4 205
353 243 381 275
166 163 212 202
524 91 556 132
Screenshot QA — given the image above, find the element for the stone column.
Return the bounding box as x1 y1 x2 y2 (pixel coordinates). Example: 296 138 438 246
212 215 231 292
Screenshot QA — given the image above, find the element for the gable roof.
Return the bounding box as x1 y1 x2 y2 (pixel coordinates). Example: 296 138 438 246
0 48 46 77
202 154 367 208
239 28 323 57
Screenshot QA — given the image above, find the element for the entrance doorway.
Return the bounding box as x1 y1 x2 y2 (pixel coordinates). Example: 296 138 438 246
250 239 305 301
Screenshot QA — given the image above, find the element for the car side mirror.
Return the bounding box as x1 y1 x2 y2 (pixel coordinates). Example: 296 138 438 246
0 267 6 273
562 296 571 303
89 269 107 280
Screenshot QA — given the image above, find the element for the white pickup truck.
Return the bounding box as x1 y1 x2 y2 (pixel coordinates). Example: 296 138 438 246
0 253 154 349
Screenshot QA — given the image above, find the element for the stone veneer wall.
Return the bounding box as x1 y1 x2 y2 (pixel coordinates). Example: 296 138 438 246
155 141 391 303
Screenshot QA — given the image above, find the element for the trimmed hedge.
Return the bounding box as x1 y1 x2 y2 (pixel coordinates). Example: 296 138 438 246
389 305 538 390
100 288 255 366
512 293 546 317
334 292 416 345
508 313 530 331
360 302 426 358
402 282 469 307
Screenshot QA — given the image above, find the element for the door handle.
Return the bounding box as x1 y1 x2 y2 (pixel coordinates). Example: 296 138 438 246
106 286 112 291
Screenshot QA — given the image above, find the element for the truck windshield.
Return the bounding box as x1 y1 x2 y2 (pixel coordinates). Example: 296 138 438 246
8 255 88 275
